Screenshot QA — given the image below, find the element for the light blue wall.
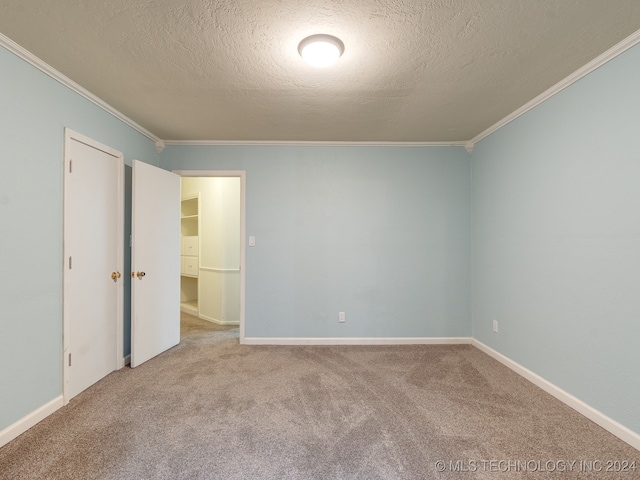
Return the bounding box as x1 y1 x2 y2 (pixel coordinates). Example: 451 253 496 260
0 45 158 431
161 146 472 338
4 25 638 446
471 44 640 433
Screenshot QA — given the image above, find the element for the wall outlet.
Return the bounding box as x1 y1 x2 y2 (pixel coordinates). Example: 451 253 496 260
492 319 499 333
339 312 346 323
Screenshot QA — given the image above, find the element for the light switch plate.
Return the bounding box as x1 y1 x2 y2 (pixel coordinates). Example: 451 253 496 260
249 236 256 247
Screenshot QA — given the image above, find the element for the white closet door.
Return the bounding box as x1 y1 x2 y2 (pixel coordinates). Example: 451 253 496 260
131 160 180 367
64 132 123 400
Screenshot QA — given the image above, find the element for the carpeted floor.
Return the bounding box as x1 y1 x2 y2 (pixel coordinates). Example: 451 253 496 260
0 313 637 479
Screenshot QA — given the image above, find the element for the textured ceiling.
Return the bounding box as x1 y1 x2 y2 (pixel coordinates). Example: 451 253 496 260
1 1 640 142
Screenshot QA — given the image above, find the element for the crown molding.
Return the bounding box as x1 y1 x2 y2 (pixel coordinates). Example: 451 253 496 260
467 28 640 150
4 26 640 152
0 31 464 149
0 32 161 145
162 139 468 147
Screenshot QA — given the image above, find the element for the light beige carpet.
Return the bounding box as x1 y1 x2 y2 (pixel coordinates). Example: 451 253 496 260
0 313 637 479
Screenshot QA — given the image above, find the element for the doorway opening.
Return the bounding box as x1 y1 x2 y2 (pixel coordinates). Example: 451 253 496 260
174 171 246 343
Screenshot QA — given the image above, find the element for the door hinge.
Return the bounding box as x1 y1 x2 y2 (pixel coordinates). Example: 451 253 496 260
69 256 72 269
68 353 72 366
69 159 72 173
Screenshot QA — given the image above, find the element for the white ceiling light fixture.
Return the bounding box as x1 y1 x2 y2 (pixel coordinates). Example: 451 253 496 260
298 34 345 68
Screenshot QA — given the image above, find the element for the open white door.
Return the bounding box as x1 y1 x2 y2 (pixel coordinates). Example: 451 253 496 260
131 160 181 367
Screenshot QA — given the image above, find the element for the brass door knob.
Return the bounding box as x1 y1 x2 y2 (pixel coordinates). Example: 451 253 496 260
111 272 121 281
136 271 146 279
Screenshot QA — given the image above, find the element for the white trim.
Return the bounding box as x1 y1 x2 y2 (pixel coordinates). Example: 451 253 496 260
180 302 199 316
243 337 473 346
65 129 122 158
175 170 247 178
175 170 246 344
116 152 125 372
124 354 131 366
465 142 474 154
63 129 124 405
472 339 640 452
0 396 63 448
199 266 241 273
4 27 640 151
180 192 200 202
468 28 640 149
198 313 240 326
0 33 160 145
163 140 467 147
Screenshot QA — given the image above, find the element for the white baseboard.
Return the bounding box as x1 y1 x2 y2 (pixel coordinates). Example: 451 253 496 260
123 354 131 366
4 343 636 453
0 395 64 449
243 337 472 346
180 304 198 316
472 339 640 452
198 313 240 326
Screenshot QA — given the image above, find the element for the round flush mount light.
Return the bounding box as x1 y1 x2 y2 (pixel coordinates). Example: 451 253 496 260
298 34 345 68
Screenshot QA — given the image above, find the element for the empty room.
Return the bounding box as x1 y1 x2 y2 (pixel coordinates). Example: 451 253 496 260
1 1 639 478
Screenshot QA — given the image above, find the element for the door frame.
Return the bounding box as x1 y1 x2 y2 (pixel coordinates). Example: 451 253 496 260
173 170 246 343
62 128 124 404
